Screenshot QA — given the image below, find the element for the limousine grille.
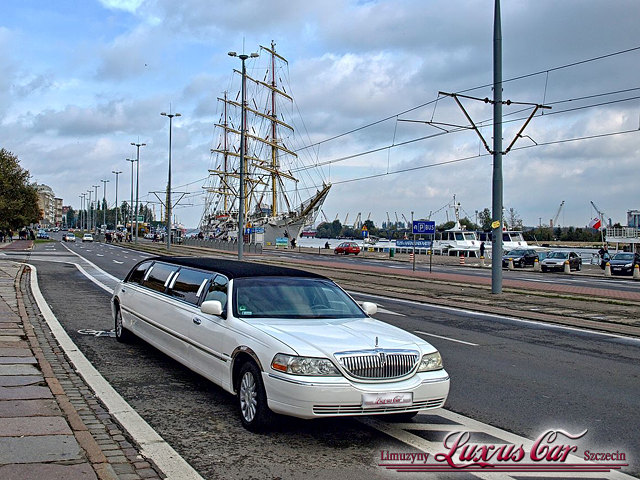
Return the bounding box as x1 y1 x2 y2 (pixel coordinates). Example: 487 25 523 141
335 349 419 380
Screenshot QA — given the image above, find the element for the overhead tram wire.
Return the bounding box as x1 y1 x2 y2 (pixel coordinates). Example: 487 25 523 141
294 44 640 153
290 87 640 175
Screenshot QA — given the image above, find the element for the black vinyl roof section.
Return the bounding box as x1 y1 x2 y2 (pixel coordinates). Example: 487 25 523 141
149 256 326 280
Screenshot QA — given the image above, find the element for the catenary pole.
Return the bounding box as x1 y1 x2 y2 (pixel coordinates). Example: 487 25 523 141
491 0 503 294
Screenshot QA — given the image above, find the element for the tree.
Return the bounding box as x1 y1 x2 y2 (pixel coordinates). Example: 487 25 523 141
505 207 523 230
0 148 40 230
478 208 492 231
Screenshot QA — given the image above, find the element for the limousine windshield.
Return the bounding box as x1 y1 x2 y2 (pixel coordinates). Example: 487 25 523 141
233 277 367 319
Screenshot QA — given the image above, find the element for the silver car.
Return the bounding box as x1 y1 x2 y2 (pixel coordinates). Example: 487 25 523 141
540 250 582 272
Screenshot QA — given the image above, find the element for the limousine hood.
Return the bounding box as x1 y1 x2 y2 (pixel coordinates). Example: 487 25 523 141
247 317 432 358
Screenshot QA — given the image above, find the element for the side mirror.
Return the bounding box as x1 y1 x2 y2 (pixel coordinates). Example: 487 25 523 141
361 301 377 316
201 300 223 316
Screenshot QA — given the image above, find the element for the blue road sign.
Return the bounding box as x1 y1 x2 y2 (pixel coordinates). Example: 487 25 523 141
412 220 436 235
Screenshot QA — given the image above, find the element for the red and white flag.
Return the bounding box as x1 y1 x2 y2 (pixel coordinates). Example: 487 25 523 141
589 217 602 230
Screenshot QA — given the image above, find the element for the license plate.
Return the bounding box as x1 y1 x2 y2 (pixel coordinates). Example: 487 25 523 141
362 392 413 408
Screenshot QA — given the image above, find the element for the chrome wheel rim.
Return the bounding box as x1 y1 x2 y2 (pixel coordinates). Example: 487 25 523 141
240 372 257 422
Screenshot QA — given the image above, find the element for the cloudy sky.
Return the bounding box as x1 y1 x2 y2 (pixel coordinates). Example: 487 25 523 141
2 0 639 230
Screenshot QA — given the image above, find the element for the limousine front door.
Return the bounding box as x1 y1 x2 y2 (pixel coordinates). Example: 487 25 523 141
187 312 228 386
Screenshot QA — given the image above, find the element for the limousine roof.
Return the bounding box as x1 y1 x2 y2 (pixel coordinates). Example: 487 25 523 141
148 256 326 280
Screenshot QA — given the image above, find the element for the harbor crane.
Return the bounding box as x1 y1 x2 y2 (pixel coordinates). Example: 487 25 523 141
353 212 362 229
550 200 565 228
394 212 400 229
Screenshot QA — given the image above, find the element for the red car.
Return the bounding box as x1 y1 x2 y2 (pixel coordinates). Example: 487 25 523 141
334 241 361 255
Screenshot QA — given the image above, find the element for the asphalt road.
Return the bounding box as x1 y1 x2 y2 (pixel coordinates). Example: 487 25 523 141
8 238 640 479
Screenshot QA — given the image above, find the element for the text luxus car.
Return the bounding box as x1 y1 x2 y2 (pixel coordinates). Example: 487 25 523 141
111 257 450 431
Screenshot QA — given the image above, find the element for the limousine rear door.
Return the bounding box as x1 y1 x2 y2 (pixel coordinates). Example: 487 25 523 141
187 274 230 387
135 262 191 363
168 269 227 384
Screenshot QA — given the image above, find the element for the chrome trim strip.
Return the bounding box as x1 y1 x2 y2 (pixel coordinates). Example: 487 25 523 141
267 373 345 387
420 375 450 384
196 278 207 299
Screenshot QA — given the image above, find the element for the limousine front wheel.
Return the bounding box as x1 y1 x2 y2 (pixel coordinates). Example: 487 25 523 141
238 362 272 431
114 307 134 343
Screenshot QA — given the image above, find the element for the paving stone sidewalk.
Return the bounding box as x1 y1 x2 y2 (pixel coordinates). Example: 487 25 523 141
0 256 164 479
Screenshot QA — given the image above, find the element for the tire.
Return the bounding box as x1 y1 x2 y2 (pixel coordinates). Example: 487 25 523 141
114 306 134 343
238 362 273 431
383 411 419 422
541 266 547 272
576 262 582 271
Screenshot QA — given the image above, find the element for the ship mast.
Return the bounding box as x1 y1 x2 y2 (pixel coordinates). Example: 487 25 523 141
270 40 278 217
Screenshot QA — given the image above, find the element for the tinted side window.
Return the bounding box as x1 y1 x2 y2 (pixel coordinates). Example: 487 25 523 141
203 275 229 310
168 268 211 305
127 260 153 285
144 262 178 293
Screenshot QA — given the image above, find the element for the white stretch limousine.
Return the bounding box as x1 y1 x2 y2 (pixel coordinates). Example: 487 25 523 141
111 257 450 430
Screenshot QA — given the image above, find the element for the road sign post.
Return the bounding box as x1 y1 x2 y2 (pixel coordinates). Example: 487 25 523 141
412 220 435 272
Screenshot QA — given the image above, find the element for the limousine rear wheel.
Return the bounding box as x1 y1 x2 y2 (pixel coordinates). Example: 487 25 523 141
238 362 272 431
114 307 134 343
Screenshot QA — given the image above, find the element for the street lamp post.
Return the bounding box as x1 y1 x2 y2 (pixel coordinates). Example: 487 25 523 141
100 179 109 229
112 171 122 231
79 195 84 231
130 143 146 244
228 50 259 260
125 158 136 240
161 111 181 250
87 190 92 231
93 185 100 232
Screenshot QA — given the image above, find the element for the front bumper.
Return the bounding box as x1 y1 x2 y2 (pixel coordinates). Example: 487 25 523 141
263 369 450 419
610 265 632 275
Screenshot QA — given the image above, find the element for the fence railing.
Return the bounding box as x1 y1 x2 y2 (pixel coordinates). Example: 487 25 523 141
182 237 263 255
606 227 640 240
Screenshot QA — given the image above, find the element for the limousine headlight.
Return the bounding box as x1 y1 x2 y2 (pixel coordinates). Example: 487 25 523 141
417 351 443 372
271 353 341 376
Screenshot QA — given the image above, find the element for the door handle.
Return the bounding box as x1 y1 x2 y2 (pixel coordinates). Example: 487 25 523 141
193 317 202 325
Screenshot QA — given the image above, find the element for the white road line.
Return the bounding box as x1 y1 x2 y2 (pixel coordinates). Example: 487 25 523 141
73 263 113 293
59 242 121 283
375 307 405 317
27 263 204 480
414 330 478 346
113 260 124 264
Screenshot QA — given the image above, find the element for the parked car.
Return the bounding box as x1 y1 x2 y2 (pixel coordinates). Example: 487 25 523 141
608 252 640 275
502 248 539 268
111 257 449 431
82 233 94 242
540 251 582 272
62 233 76 242
334 241 361 255
37 229 50 239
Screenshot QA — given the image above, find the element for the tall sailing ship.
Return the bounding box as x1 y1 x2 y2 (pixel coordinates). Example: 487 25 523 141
200 42 331 245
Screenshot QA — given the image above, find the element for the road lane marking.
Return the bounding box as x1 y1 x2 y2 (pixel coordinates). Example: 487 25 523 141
353 291 640 344
414 330 478 346
113 260 123 264
59 243 121 283
27 263 205 480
